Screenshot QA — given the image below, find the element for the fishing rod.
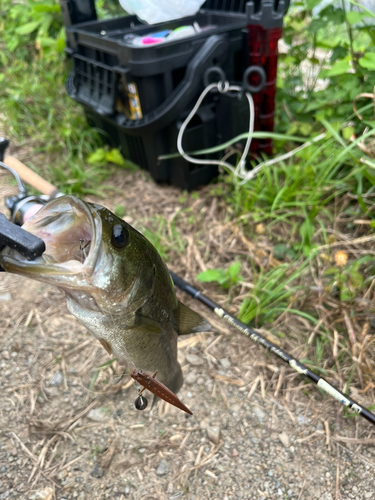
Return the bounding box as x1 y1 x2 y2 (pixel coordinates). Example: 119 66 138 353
1 138 374 426
170 271 375 427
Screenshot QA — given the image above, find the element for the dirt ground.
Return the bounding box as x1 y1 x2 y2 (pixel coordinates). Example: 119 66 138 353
1 163 375 500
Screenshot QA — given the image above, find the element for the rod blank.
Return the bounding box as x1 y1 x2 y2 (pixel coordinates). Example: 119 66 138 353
170 271 375 427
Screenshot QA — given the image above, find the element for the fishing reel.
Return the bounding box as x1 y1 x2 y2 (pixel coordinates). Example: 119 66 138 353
0 138 47 270
0 138 50 225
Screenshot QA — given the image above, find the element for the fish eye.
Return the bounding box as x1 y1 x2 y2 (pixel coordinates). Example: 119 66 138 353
111 224 129 249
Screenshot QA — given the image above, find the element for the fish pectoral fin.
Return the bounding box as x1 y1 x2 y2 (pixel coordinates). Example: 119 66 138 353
173 301 211 335
132 314 166 335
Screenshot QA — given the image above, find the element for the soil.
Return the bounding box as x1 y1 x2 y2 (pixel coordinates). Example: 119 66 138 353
0 165 375 500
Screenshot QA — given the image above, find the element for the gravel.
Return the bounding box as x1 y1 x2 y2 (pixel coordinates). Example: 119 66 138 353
185 353 205 366
206 426 221 444
1 171 374 500
156 459 169 476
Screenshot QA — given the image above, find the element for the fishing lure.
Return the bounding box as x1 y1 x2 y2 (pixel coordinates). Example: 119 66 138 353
131 369 193 416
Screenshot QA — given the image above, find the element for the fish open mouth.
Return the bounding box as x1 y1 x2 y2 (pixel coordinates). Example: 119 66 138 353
0 196 102 288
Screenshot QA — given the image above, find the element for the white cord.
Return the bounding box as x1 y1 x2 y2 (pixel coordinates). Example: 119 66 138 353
177 81 255 178
177 81 327 184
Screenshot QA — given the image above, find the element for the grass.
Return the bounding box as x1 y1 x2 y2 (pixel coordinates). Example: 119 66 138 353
0 58 110 196
1 0 375 417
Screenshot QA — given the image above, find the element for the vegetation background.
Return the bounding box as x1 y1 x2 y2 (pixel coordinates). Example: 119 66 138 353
1 0 375 466
1 0 375 407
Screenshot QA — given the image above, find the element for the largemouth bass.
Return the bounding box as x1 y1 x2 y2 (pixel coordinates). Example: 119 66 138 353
0 196 210 393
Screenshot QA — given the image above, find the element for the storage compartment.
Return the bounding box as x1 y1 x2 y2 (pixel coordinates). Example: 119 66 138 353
61 0 286 189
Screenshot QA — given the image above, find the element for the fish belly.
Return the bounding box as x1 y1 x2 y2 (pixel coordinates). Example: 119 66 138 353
66 297 183 392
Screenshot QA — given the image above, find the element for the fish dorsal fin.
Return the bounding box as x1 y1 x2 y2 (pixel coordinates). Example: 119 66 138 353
133 313 165 335
173 301 211 335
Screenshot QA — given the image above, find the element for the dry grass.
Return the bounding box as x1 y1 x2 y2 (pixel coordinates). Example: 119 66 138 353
1 151 375 498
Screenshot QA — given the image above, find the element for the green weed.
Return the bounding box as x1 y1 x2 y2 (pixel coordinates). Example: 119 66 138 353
196 262 243 289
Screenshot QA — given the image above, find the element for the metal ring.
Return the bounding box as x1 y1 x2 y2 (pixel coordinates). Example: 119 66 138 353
203 66 227 88
241 66 267 94
218 80 230 93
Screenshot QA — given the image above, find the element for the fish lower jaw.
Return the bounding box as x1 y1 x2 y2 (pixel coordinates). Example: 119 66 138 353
63 290 100 311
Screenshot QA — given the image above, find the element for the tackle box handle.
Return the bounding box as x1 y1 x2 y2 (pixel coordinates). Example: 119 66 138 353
69 34 228 136
117 34 228 135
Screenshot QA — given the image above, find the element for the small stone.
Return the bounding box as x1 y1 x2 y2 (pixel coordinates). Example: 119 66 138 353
0 466 6 473
0 293 11 301
2 351 9 360
185 372 197 385
185 353 204 366
156 459 169 476
90 465 105 478
278 431 290 448
220 358 231 369
364 494 372 499
320 493 333 500
10 448 17 456
28 487 53 500
200 419 210 430
124 486 130 495
87 408 106 422
167 482 173 494
206 426 220 444
57 470 67 480
253 406 266 421
49 371 63 386
77 493 85 500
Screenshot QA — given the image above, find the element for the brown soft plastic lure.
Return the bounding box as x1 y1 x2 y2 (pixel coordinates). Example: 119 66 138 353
131 369 193 416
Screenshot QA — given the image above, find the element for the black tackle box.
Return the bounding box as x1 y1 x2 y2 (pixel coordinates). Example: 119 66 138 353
61 0 287 190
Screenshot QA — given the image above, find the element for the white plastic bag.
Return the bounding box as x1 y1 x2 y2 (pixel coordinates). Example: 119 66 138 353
119 0 206 25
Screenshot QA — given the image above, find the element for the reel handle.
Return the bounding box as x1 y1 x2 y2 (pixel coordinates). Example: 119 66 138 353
4 156 60 198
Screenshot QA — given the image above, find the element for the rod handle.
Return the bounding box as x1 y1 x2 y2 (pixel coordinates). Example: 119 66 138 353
3 156 60 198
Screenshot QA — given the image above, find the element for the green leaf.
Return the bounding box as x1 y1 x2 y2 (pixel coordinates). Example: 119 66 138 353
273 244 288 260
350 270 363 288
228 262 241 279
33 4 61 12
105 148 125 166
57 37 65 53
15 21 41 35
370 220 375 229
37 37 56 48
299 218 314 245
306 0 322 9
342 126 354 140
359 52 375 70
340 287 352 301
299 123 313 136
326 60 351 76
87 148 106 165
196 269 226 284
324 267 339 276
346 11 363 25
